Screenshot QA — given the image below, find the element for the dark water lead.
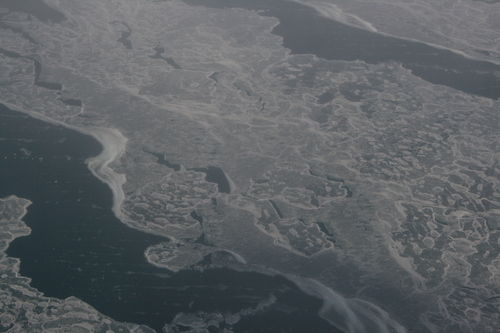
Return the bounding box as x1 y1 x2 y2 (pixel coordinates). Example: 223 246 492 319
190 166 231 194
183 0 500 100
30 57 64 90
145 149 231 194
148 46 183 69
114 21 133 50
58 97 83 107
144 149 181 171
0 21 39 46
0 47 63 92
0 0 66 23
190 210 204 224
0 104 337 333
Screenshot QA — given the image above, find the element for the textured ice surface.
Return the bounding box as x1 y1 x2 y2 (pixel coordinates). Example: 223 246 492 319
1 0 499 332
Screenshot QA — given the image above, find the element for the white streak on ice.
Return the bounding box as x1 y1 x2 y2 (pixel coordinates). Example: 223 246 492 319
232 262 407 332
284 275 407 333
388 242 427 290
220 249 248 264
293 1 378 32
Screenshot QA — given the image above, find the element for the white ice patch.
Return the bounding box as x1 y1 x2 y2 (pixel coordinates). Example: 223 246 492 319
294 1 378 32
85 128 127 218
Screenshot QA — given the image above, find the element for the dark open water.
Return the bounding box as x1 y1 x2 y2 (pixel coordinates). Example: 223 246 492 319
0 104 337 333
184 0 500 100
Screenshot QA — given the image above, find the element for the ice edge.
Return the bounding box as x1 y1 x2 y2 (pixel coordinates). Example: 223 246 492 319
0 100 127 220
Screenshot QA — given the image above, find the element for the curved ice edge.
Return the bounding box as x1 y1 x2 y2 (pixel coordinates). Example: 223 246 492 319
84 128 127 218
0 101 127 218
291 0 500 65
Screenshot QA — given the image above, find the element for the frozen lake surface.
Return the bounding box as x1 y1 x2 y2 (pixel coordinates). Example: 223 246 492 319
1 0 499 332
